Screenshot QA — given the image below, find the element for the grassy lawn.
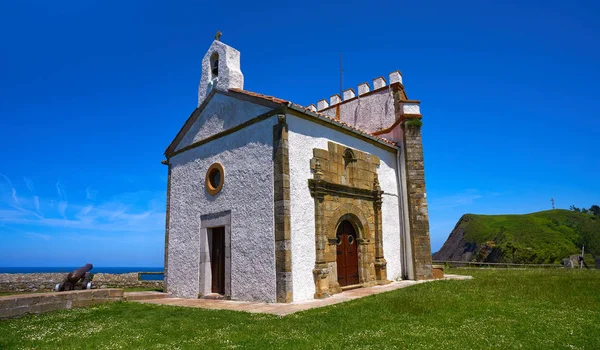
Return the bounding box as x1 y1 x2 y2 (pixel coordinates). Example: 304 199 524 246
1 269 599 349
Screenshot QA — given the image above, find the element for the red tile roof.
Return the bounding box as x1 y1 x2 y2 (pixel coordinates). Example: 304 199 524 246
229 88 289 105
228 89 397 147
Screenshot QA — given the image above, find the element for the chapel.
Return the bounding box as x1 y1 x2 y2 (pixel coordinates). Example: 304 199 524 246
162 38 433 302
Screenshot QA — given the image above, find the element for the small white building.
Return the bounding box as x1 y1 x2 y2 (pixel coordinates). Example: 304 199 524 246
163 39 433 303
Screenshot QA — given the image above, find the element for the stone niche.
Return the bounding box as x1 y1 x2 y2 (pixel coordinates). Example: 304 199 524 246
309 142 389 299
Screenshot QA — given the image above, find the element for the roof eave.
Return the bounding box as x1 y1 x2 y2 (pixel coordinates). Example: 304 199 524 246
286 103 399 150
164 89 286 158
164 88 219 156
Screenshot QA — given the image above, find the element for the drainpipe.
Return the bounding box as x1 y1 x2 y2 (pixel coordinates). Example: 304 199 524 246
162 159 171 291
396 144 414 280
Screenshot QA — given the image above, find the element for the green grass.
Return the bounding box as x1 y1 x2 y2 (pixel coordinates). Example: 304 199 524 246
1 269 599 349
455 209 600 263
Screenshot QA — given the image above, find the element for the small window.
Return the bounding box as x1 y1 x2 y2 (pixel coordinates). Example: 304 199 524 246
343 148 356 167
205 163 224 195
210 53 219 79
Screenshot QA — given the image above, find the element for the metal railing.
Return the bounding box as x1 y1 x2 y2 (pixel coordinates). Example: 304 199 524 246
137 272 164 281
433 261 564 268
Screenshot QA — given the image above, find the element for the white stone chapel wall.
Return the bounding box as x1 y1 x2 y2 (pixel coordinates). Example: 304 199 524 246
287 114 403 302
176 93 271 152
167 116 277 302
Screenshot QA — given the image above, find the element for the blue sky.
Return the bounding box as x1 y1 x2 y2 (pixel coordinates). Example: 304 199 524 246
1 0 598 267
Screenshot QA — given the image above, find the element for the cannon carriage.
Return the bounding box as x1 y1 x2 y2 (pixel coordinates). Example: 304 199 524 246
54 263 93 291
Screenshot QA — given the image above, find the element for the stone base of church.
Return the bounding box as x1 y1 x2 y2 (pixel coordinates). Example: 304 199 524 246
374 257 388 282
312 265 333 299
312 266 391 299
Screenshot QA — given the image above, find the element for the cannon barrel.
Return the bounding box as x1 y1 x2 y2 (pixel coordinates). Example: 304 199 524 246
66 263 93 283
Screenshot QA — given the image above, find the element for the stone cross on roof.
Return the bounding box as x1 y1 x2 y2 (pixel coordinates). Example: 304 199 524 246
215 30 222 41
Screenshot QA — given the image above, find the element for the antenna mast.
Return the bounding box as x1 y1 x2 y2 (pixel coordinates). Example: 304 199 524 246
550 197 555 210
335 53 343 120
340 53 343 97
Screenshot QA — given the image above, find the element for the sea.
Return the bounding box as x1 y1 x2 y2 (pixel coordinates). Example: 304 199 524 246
0 267 164 281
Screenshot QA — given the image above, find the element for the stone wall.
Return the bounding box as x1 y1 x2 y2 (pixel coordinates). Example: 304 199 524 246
0 273 162 293
402 120 434 280
92 273 163 290
0 273 67 293
0 289 123 320
307 72 402 134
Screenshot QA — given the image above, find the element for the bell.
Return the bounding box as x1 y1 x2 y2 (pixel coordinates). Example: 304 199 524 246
212 61 219 76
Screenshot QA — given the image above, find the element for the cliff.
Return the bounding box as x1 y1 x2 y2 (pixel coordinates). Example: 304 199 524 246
433 210 600 264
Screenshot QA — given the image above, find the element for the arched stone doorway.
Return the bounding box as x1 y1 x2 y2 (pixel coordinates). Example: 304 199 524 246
309 142 391 299
336 220 359 286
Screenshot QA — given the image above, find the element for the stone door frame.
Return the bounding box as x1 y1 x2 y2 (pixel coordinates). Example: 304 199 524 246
309 142 389 299
199 210 232 298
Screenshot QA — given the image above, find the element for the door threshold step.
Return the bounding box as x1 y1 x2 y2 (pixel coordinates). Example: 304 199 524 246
201 293 227 300
341 284 363 291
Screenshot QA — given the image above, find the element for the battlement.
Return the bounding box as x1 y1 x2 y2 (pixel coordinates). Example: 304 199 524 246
315 71 403 112
307 70 421 139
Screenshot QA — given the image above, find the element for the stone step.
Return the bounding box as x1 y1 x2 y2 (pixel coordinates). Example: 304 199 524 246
201 293 227 300
340 284 362 291
124 291 171 301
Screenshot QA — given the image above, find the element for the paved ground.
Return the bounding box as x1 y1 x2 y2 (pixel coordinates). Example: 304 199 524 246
128 275 472 316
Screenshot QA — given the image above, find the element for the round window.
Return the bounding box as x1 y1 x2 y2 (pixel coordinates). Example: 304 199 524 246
208 168 221 188
348 235 354 245
336 235 342 245
205 163 224 195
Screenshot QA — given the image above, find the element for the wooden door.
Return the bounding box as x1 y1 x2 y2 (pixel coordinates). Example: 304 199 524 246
210 227 225 294
336 220 359 287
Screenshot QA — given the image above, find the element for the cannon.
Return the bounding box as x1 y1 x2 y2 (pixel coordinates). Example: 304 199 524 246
54 264 93 292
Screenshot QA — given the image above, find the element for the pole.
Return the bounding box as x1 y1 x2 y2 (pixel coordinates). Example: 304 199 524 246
340 53 343 97
335 53 343 120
